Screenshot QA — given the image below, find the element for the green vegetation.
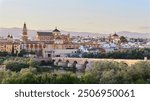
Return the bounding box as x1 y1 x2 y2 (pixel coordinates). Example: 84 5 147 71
0 69 80 84
3 57 39 72
82 48 150 59
0 57 6 65
18 49 36 57
83 61 150 84
0 57 150 84
120 36 128 43
0 51 11 57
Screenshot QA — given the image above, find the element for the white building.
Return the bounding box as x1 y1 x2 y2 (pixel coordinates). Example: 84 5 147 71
101 42 118 52
43 48 78 58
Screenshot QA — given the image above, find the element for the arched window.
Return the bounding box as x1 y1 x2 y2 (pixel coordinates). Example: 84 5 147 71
30 44 33 48
26 44 29 49
35 44 37 49
39 44 42 49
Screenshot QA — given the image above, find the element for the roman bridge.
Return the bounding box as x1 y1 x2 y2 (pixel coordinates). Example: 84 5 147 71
52 57 145 65
34 57 148 72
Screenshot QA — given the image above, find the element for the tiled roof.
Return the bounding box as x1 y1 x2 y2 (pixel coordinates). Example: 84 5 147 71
22 41 54 44
56 36 62 39
37 32 53 36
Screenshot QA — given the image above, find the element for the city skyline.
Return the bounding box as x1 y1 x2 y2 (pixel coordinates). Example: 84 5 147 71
0 0 150 33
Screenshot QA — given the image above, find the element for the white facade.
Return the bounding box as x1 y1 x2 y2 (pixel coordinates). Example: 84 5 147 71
101 42 118 52
43 48 78 58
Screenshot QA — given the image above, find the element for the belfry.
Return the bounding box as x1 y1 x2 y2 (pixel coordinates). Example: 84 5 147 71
22 22 28 42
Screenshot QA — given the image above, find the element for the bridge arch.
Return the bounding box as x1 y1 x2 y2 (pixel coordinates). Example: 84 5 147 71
74 61 78 64
84 60 89 64
66 60 69 63
58 59 62 62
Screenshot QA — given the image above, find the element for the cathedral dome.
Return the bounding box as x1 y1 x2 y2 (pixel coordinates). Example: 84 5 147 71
112 33 119 37
53 27 60 32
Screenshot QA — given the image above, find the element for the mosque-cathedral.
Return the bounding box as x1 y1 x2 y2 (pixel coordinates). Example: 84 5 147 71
0 23 99 57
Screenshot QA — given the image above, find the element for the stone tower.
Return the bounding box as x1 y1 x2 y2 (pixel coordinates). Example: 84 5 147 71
22 22 28 42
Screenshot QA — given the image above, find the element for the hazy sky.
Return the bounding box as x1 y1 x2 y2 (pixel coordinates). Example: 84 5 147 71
0 0 150 33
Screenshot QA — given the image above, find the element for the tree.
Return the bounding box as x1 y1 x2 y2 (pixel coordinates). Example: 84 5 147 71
55 72 80 84
84 61 130 84
127 61 150 83
81 72 97 84
3 58 30 72
4 61 29 72
0 51 10 57
28 59 39 67
18 49 27 57
120 36 128 43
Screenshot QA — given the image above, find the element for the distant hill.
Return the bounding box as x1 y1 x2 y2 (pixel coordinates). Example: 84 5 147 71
117 31 150 39
0 28 150 39
0 28 36 39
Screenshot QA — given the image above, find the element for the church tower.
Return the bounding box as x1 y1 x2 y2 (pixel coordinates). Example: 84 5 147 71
22 22 28 42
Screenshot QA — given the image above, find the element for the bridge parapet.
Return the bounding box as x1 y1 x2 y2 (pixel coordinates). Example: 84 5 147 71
52 57 148 66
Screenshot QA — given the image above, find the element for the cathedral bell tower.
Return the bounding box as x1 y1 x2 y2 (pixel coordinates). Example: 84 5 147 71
22 22 28 43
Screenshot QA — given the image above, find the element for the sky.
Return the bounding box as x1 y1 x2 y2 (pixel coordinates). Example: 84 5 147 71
0 0 150 33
